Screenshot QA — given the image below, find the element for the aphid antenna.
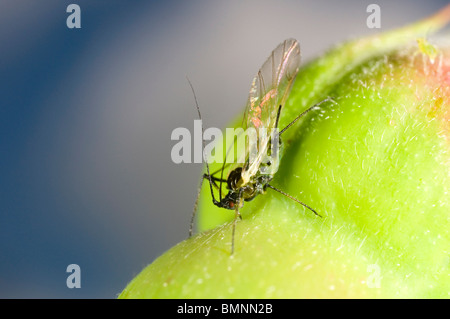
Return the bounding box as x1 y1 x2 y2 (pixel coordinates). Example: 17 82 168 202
278 97 335 136
265 184 321 217
267 97 338 219
186 76 220 237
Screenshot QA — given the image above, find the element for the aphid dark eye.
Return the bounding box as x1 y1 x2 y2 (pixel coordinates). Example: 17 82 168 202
266 161 272 166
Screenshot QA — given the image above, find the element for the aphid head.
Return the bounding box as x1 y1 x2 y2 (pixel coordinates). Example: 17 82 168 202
221 191 240 210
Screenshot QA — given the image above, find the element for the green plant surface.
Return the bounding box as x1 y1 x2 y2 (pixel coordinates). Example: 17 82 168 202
119 5 450 299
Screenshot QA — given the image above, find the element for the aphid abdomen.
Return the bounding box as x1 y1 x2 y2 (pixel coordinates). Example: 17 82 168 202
227 167 243 191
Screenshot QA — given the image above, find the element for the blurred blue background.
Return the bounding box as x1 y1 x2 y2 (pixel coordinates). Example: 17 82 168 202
1 0 448 298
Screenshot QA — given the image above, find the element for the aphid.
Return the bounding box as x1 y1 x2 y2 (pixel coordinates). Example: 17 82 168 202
188 39 332 254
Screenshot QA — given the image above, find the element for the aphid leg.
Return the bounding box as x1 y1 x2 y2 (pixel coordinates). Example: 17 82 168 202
219 133 241 202
274 105 282 130
204 163 231 189
201 155 221 207
208 163 233 178
203 173 227 190
279 97 334 136
189 171 228 237
266 184 321 218
231 190 244 255
200 163 233 203
231 204 242 255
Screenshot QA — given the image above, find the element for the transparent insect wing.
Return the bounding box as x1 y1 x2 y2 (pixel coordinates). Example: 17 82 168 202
239 39 301 183
245 38 301 132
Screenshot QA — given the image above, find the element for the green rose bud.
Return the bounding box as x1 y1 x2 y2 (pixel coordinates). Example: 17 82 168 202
120 5 450 298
